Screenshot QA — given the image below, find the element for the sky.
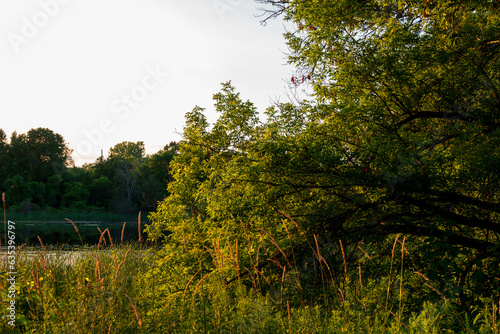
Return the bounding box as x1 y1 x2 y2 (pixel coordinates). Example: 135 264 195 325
0 0 296 166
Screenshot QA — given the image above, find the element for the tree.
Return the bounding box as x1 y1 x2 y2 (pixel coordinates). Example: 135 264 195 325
107 141 145 213
148 0 500 310
3 175 30 206
88 176 112 208
5 128 73 184
137 142 178 211
61 182 90 210
108 141 145 161
256 0 500 272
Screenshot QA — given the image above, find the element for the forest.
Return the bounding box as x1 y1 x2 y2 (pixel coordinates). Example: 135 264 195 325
0 127 176 218
1 0 499 332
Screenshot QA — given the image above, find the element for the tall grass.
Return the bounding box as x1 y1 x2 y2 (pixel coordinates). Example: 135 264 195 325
0 241 150 333
0 213 498 332
1 242 498 332
142 215 500 333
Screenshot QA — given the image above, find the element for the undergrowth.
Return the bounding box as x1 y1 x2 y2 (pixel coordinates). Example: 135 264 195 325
0 219 498 333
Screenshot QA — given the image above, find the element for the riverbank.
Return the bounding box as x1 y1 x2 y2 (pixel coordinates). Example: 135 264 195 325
1 217 150 246
4 209 144 223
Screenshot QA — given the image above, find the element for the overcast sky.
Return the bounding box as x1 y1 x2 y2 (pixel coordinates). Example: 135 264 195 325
0 0 295 166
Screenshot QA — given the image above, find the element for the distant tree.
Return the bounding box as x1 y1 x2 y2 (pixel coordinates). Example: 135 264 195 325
26 128 73 181
5 128 73 184
28 181 46 208
108 141 145 161
7 132 32 182
61 182 90 210
45 175 62 208
88 176 112 209
106 141 146 213
137 142 178 210
3 175 30 206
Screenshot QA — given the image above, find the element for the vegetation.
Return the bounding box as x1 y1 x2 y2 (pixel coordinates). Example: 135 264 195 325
0 128 177 219
0 232 498 333
145 0 499 331
1 0 499 332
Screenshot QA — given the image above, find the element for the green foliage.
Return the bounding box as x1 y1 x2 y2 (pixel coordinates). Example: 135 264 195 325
1 239 499 332
89 176 113 208
0 133 176 218
3 128 72 183
108 141 145 161
3 175 31 205
0 1 499 331
147 0 500 325
0 244 149 333
61 182 90 210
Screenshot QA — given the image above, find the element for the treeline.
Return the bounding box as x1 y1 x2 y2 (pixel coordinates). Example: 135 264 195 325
0 127 176 215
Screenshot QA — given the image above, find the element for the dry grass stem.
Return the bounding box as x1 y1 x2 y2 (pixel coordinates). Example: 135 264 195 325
113 249 131 285
37 257 56 281
106 228 113 246
97 227 107 247
287 300 291 333
339 239 347 275
121 222 126 245
138 211 142 244
193 271 213 297
2 192 6 250
125 293 143 328
37 236 47 260
184 269 201 295
65 218 84 245
413 271 443 296
258 228 290 268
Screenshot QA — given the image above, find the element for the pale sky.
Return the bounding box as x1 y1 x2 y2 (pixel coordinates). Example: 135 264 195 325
0 0 296 166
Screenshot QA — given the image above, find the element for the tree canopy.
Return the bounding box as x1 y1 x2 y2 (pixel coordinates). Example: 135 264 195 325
0 130 175 215
148 0 500 312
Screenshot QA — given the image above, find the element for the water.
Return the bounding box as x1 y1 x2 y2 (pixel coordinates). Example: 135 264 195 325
1 220 148 246
0 247 150 268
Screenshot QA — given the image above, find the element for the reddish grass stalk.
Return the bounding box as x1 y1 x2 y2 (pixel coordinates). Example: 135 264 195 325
97 228 107 250
65 218 84 246
106 228 113 246
287 300 291 333
37 236 47 261
138 211 142 244
113 249 131 285
125 294 143 328
121 222 126 245
97 227 107 247
193 272 212 296
184 269 201 295
339 239 347 275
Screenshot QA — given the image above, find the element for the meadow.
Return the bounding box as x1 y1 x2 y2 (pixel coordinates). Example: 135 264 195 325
0 217 498 333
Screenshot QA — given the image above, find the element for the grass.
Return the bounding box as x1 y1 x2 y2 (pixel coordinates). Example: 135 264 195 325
0 242 151 333
0 240 498 332
0 214 498 332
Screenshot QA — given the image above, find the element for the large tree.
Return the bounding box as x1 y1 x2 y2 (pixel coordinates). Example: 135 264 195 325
148 0 499 312
3 128 73 183
255 0 500 271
